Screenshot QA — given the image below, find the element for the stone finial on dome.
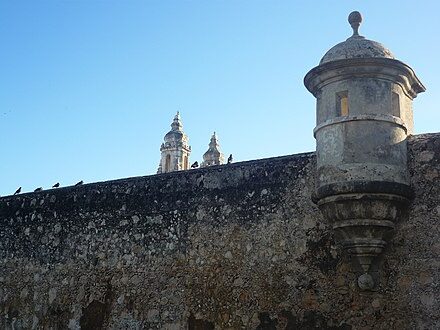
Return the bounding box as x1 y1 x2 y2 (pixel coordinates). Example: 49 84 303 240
171 111 183 131
317 11 394 64
209 132 218 147
348 11 363 37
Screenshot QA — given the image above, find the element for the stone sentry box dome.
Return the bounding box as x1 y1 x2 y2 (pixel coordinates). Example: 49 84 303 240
304 11 425 289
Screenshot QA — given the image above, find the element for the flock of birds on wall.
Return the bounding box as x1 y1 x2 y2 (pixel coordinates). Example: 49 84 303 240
9 154 233 196
12 180 83 196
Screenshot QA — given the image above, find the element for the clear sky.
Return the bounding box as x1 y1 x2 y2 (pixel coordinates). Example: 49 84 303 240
1 1 439 196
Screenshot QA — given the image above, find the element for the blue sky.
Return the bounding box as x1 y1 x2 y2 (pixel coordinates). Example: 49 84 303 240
1 1 439 196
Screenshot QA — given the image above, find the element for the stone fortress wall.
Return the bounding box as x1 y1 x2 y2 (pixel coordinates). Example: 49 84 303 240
2 10 439 330
0 133 439 329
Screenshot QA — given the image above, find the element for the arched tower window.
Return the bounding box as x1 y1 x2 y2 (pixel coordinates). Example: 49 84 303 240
336 91 349 116
392 92 400 117
165 154 171 172
183 155 188 170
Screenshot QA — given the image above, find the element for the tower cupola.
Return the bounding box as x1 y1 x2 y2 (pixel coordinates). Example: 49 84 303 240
304 12 425 289
157 112 191 173
201 132 224 167
319 12 394 65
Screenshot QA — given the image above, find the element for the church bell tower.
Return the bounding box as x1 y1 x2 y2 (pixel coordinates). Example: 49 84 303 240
157 112 191 174
201 132 224 167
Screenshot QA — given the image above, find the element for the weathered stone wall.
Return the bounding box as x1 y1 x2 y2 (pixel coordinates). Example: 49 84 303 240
0 133 439 330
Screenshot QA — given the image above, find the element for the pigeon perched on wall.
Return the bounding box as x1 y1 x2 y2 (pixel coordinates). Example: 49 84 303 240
52 182 60 188
14 187 21 195
227 154 233 164
75 180 83 186
191 161 199 168
34 187 43 192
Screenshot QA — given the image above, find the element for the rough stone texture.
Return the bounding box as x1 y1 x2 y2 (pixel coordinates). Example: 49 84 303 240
0 133 439 329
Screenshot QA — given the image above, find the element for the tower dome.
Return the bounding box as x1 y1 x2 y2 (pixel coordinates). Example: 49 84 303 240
201 132 224 167
320 12 394 64
164 112 185 142
157 112 191 174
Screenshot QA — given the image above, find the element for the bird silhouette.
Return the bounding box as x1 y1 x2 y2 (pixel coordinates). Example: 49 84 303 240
34 187 43 192
191 161 199 168
52 182 60 188
227 154 233 164
75 180 83 186
14 187 21 195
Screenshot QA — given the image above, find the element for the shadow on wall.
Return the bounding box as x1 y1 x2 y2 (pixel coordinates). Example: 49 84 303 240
188 314 214 330
79 282 114 330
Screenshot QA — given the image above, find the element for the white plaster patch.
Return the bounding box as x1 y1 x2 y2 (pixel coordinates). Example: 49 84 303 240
302 215 316 229
20 287 28 299
48 287 57 304
418 151 435 162
196 208 206 221
420 293 435 306
54 224 62 234
68 318 80 330
163 322 181 330
147 309 159 321
224 251 233 259
131 215 140 224
32 315 39 329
